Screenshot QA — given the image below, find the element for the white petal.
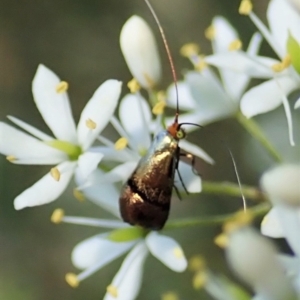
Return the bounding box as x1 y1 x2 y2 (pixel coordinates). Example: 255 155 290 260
294 97 300 109
226 227 296 300
205 52 278 78
176 160 202 193
261 207 284 238
260 164 300 206
240 77 298 118
77 80 122 150
77 152 104 183
267 0 300 56
7 115 54 141
78 169 120 217
120 16 161 89
167 81 197 110
72 233 135 270
0 122 67 164
146 232 187 272
179 139 214 165
185 71 235 118
93 145 138 163
212 16 238 53
32 64 77 143
14 161 76 210
119 94 151 150
103 162 138 184
104 242 148 300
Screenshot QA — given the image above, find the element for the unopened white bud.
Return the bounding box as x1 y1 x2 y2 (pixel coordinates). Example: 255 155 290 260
226 227 296 300
120 15 162 89
260 164 300 206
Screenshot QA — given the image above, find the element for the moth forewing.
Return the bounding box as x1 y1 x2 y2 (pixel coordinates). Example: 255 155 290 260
119 130 180 230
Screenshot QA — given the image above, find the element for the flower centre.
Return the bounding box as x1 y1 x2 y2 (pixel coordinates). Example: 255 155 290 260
45 140 82 161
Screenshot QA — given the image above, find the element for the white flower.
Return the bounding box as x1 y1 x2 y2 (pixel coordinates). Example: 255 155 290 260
55 208 187 300
167 16 263 127
226 226 297 300
206 0 300 145
0 64 122 209
120 15 162 89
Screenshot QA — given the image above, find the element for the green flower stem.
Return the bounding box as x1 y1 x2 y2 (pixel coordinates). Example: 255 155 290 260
235 111 282 163
164 202 270 230
201 181 266 202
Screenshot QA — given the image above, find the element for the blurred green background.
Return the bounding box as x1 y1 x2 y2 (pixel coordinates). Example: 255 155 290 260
1 0 299 299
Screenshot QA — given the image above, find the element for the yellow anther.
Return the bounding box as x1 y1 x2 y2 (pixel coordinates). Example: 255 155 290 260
51 208 65 224
188 255 206 272
193 271 208 290
161 291 179 300
127 78 140 93
73 188 85 202
152 100 166 115
223 210 253 233
180 43 200 58
138 147 148 157
205 25 216 40
173 247 184 259
282 54 291 68
114 137 128 150
214 233 228 248
6 155 16 162
239 0 253 15
195 57 208 71
56 81 69 94
272 62 285 72
86 118 97 130
50 167 61 181
65 273 79 288
228 39 243 51
106 284 118 298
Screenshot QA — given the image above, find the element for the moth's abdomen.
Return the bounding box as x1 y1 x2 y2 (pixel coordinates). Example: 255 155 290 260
119 184 170 230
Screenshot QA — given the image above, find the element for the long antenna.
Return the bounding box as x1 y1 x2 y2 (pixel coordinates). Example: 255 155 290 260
144 0 179 123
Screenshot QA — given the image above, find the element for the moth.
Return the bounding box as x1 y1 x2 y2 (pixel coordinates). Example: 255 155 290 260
119 0 199 230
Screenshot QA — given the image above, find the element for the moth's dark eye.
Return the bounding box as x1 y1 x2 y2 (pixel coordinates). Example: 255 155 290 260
176 129 186 139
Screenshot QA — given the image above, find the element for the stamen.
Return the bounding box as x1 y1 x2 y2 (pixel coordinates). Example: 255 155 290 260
195 57 208 71
50 167 61 181
152 100 166 115
214 233 228 248
271 56 291 72
205 25 216 40
56 81 69 94
6 155 16 162
86 118 97 130
188 255 206 272
239 0 253 15
180 43 200 58
106 284 118 298
228 39 243 51
114 137 128 150
223 210 253 233
65 273 79 288
173 247 184 259
73 188 85 202
161 291 179 300
157 90 166 102
127 78 140 93
51 208 64 224
272 62 285 72
193 270 207 290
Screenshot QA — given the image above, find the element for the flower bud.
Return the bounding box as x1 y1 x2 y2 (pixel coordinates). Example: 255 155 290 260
120 15 162 89
260 164 300 206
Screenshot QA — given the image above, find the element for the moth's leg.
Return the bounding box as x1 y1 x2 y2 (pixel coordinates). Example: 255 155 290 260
180 152 199 176
175 146 189 195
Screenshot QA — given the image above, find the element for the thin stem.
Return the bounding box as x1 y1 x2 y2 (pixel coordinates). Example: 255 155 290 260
201 181 266 202
164 202 270 230
235 111 282 163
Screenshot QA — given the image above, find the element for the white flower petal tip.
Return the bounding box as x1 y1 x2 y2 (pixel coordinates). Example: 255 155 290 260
120 15 161 89
261 208 284 238
295 97 300 109
146 232 187 272
77 80 122 150
32 64 77 143
226 227 296 299
260 164 300 206
13 161 76 210
177 161 202 193
72 234 134 270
